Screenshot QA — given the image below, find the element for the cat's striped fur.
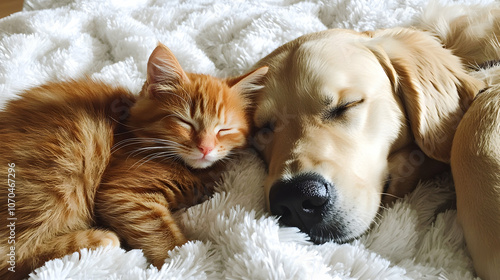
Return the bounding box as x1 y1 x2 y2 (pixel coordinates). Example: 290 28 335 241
0 43 267 279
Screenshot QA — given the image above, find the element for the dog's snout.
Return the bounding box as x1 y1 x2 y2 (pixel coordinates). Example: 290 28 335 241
269 173 332 235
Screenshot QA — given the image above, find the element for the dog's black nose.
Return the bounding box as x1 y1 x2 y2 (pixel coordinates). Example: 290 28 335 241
269 173 332 236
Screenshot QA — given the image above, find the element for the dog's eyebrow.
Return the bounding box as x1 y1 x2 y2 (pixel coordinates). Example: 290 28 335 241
321 97 334 106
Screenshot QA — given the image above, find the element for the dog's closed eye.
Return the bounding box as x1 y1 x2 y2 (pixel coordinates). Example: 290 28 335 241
257 121 276 135
322 99 364 121
251 121 277 152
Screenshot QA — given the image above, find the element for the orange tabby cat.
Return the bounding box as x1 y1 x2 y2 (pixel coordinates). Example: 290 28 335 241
0 43 268 279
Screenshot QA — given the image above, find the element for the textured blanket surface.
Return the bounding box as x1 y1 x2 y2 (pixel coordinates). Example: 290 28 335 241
0 0 494 279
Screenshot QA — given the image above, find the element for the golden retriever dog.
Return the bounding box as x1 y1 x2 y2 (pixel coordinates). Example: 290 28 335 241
250 6 500 278
251 26 482 243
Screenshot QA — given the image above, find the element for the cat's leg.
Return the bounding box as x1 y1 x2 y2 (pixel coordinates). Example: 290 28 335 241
36 229 121 262
96 187 187 268
96 160 204 268
99 197 186 268
33 229 120 271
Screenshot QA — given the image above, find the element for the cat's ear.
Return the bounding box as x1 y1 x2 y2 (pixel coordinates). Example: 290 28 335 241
146 43 190 88
227 66 268 96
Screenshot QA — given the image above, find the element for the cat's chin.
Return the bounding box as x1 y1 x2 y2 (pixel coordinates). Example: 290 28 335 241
186 158 217 169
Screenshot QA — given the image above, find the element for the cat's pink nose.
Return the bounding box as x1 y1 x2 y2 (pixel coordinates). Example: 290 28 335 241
198 145 214 156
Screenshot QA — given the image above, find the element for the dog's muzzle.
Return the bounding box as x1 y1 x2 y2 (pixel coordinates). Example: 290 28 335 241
269 172 351 244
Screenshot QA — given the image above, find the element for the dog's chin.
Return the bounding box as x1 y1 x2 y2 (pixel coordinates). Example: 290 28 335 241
306 182 388 244
306 217 371 245
308 227 362 244
276 200 375 245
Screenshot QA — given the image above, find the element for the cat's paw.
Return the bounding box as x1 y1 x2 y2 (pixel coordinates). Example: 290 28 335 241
99 231 121 248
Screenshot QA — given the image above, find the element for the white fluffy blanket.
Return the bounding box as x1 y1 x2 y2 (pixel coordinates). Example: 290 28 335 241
0 0 494 279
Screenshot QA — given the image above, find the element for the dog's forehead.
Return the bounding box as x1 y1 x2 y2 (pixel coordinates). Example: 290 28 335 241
255 33 385 125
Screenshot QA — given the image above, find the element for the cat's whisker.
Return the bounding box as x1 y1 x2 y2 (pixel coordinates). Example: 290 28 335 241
112 140 147 154
113 126 148 136
138 147 181 160
112 137 184 154
134 149 179 159
157 153 184 165
130 152 161 169
110 116 135 128
112 137 147 149
129 146 168 157
146 138 185 146
132 151 181 169
130 141 183 151
128 146 182 162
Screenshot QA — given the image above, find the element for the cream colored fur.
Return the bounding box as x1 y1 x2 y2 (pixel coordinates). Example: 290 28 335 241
417 2 500 66
252 26 482 244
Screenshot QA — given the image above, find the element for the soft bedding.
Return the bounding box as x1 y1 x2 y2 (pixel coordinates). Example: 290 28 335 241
0 0 493 279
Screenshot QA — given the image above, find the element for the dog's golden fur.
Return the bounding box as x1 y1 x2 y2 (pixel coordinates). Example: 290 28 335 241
253 26 482 240
417 4 500 279
452 77 500 280
252 9 500 278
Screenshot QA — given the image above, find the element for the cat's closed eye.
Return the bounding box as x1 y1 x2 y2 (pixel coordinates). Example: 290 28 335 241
217 128 237 136
175 117 196 131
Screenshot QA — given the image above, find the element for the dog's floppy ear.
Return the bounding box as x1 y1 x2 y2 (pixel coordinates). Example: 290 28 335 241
367 28 484 163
